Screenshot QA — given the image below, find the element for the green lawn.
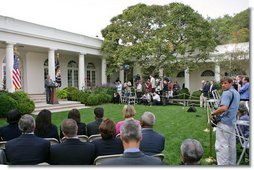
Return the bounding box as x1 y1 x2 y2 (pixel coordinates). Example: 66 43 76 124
0 104 248 165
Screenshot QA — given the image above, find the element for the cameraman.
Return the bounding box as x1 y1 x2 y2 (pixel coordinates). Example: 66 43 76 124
209 77 240 165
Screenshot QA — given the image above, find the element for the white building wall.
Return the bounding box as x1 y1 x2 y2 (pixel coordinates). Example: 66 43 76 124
26 52 47 94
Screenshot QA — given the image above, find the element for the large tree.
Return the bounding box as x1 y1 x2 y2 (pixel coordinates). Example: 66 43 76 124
101 3 216 76
210 9 249 45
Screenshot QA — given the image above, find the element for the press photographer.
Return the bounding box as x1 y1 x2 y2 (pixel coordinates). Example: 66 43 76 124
209 77 240 165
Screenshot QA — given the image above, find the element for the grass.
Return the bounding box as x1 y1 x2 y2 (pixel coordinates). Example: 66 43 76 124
0 104 248 165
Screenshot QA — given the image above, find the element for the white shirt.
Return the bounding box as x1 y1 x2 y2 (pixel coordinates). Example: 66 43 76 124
153 94 161 102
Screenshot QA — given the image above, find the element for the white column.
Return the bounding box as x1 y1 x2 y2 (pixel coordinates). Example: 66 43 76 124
48 49 56 81
215 62 220 82
119 69 124 83
5 43 15 92
79 53 85 90
184 67 190 89
101 57 107 85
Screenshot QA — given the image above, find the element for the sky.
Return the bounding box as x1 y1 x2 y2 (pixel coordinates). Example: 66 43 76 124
0 0 250 39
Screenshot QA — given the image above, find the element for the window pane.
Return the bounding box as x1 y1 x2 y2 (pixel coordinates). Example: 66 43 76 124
74 70 78 87
68 69 72 87
92 71 96 86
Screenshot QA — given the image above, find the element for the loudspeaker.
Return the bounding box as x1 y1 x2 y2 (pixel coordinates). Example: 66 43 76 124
187 106 196 112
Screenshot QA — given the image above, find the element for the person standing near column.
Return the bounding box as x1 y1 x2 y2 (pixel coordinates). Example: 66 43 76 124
45 75 53 104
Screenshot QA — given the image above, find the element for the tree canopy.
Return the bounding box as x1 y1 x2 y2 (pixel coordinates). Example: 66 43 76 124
210 9 249 45
101 3 217 76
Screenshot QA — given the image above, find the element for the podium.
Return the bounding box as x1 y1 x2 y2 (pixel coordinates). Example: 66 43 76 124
49 86 59 104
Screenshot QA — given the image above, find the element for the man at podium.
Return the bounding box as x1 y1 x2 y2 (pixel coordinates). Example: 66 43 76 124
45 75 58 104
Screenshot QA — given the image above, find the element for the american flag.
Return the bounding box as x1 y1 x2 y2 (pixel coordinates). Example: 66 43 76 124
13 55 21 89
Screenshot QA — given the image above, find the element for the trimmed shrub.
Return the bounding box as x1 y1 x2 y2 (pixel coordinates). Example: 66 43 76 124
86 94 100 106
190 90 202 100
17 99 35 114
79 92 90 104
56 88 68 99
179 88 190 99
0 94 17 117
8 91 29 101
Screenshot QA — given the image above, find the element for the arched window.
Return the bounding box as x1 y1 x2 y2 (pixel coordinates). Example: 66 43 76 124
201 70 214 77
67 60 78 87
87 63 96 87
176 71 184 77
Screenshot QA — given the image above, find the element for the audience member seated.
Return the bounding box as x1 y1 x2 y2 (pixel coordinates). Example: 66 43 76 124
60 109 87 139
116 105 140 135
100 119 164 165
87 107 104 136
237 101 249 138
113 92 121 104
34 109 59 141
0 109 21 141
5 114 50 165
140 112 165 155
92 118 123 157
180 139 203 165
152 91 161 105
50 119 95 165
141 92 151 105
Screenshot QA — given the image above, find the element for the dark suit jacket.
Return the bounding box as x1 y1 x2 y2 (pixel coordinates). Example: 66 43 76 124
0 123 21 141
140 128 165 155
60 122 87 139
202 83 210 97
101 151 164 165
50 138 95 165
87 118 103 136
92 137 123 157
5 134 50 165
34 124 59 141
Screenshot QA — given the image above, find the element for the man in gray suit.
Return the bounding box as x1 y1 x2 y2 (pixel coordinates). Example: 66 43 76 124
140 112 165 155
101 119 164 165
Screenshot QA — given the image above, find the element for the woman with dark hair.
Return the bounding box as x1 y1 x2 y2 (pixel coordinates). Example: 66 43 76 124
59 109 87 139
34 109 59 141
92 118 123 157
0 109 22 141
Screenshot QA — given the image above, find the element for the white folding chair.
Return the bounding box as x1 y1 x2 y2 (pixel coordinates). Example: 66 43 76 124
212 90 221 100
88 134 102 142
77 135 89 142
153 153 165 161
94 154 123 165
206 99 217 124
0 141 7 149
44 138 59 145
0 149 7 165
235 120 249 165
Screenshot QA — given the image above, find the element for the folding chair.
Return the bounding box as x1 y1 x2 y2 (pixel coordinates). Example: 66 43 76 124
153 153 165 161
235 120 249 165
206 99 217 124
77 135 89 142
44 138 59 145
0 149 7 165
0 141 7 149
212 90 221 100
94 154 123 165
88 134 102 142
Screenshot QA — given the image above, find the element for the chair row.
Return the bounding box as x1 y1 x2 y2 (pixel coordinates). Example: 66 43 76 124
94 153 165 165
0 134 102 149
49 134 102 145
